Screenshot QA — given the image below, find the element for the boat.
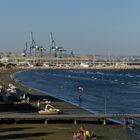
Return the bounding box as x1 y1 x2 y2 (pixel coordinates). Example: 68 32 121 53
7 83 17 93
38 104 61 115
80 62 89 67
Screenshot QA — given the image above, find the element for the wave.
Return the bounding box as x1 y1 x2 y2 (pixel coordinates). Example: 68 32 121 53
125 73 134 78
136 75 140 78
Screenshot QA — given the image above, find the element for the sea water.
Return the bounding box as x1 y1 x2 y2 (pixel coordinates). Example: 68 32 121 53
15 69 140 138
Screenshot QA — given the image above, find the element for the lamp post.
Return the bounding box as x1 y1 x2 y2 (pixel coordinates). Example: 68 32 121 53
104 96 107 114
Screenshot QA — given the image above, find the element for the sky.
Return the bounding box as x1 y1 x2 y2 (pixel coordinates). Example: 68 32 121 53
0 0 140 56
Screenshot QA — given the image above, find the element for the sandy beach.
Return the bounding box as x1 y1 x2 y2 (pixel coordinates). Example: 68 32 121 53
0 67 138 140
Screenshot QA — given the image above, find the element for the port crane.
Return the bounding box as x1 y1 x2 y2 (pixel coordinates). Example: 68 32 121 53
50 32 66 57
30 32 37 57
50 32 58 57
37 46 46 58
29 32 46 58
70 50 75 57
57 46 66 58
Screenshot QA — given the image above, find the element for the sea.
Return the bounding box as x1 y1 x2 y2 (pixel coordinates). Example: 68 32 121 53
15 69 140 138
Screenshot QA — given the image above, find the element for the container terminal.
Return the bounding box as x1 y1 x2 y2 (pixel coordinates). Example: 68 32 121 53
0 32 140 69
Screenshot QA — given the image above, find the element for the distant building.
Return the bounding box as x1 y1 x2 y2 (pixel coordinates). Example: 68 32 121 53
0 57 8 63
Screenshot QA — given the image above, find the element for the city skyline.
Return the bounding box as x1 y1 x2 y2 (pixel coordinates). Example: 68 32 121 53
0 0 140 56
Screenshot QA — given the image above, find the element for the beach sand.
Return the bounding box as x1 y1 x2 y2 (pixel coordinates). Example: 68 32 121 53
0 123 136 140
0 68 138 140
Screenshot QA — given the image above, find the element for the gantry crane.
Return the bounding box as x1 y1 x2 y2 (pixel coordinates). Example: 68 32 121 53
50 32 58 57
50 32 66 57
30 32 37 56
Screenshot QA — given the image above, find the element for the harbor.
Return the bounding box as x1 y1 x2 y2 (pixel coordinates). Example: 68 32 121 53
1 32 140 70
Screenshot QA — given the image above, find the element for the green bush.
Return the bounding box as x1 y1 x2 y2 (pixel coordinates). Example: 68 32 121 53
0 62 5 67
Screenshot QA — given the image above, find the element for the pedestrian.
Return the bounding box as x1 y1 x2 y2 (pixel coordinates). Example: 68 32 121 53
79 94 82 101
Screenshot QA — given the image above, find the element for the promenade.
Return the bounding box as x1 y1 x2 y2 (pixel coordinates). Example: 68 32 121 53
0 112 139 126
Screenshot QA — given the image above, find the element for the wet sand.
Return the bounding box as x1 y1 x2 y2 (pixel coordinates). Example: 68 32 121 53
0 67 138 140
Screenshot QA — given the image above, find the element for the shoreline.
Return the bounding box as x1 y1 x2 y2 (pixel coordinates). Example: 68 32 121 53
0 67 139 140
23 65 140 70
0 68 93 115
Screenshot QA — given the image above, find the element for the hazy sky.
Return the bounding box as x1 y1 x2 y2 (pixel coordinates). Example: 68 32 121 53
0 0 140 56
